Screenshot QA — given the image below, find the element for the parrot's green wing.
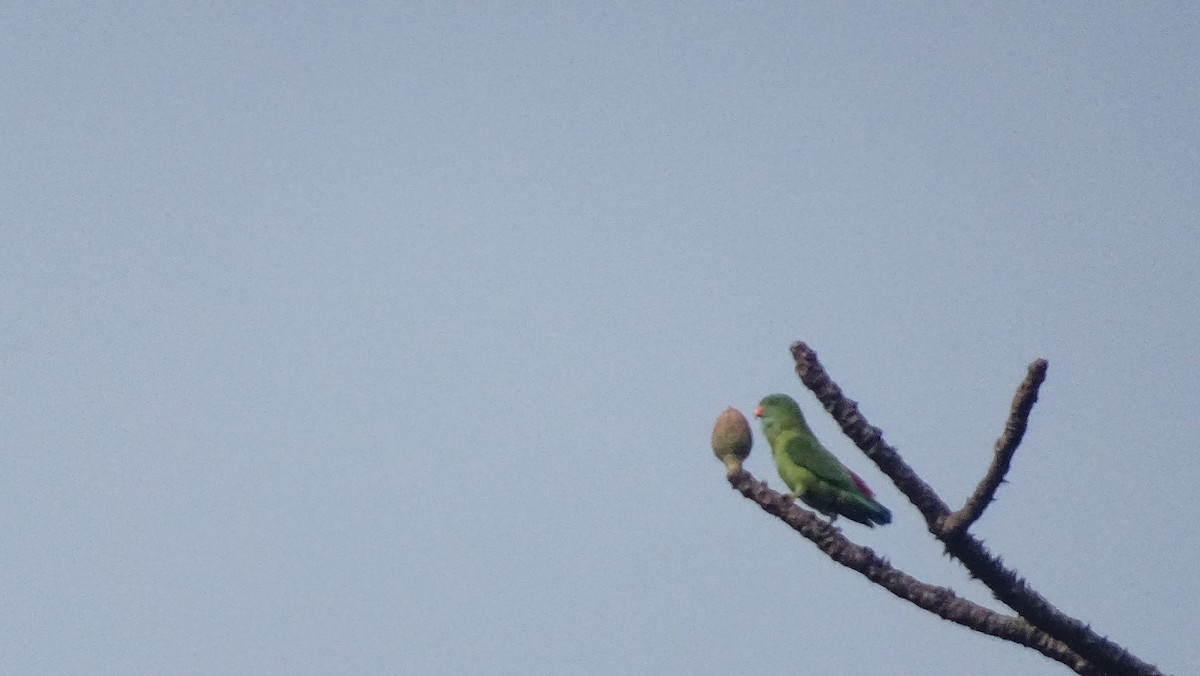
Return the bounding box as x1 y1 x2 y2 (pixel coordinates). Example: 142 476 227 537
776 429 863 494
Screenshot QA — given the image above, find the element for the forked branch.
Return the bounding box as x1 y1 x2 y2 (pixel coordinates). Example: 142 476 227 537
713 342 1164 675
724 465 1096 675
780 341 1162 676
943 359 1048 538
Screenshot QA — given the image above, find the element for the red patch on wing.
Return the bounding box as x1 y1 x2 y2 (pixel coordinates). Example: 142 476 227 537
848 470 875 499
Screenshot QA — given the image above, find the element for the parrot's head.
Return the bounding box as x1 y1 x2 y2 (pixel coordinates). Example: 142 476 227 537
755 393 803 418
754 394 807 441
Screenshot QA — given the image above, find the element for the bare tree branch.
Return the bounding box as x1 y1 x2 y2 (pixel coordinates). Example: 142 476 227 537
939 533 1160 676
943 359 1049 538
785 341 1164 676
788 341 953 523
724 465 1096 675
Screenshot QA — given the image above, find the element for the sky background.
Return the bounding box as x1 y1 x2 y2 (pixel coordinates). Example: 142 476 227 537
3 3 1198 675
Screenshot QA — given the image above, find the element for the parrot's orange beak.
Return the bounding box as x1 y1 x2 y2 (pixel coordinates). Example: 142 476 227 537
753 405 763 417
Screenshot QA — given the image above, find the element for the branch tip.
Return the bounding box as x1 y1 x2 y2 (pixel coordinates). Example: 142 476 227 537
944 358 1050 538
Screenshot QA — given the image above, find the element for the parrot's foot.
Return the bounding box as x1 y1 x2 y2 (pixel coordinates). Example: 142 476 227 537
818 513 842 531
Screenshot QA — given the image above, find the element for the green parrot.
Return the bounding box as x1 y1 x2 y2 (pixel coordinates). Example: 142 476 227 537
755 394 892 527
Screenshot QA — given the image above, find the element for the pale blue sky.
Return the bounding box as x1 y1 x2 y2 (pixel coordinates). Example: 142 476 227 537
3 3 1197 675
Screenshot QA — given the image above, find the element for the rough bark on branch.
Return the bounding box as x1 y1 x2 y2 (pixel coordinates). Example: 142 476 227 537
725 465 1097 675
943 358 1048 538
780 341 1163 676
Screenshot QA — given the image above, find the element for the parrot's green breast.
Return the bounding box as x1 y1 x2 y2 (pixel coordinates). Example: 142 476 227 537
770 438 841 512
